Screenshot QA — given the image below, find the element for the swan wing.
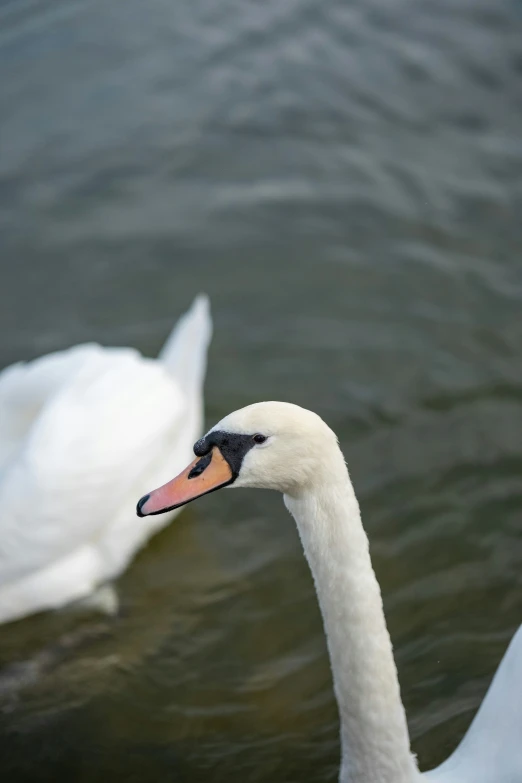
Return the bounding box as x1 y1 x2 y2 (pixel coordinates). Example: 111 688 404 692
0 343 108 471
94 293 212 576
425 625 522 783
0 346 184 588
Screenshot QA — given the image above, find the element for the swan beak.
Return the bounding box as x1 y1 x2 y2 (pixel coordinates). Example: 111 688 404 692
136 447 233 517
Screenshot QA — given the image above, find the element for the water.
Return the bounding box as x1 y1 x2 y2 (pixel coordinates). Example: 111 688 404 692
1 0 522 779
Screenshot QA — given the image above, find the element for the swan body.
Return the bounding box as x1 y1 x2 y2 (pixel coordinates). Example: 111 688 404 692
0 295 211 625
138 401 522 783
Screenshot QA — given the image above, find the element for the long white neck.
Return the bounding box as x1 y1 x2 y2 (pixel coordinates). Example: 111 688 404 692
284 455 419 783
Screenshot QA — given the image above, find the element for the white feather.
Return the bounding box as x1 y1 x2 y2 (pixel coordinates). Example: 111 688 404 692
425 625 522 783
0 295 211 624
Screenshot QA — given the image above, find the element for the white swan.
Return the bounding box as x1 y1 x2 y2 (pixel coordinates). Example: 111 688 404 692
0 295 211 626
138 401 522 783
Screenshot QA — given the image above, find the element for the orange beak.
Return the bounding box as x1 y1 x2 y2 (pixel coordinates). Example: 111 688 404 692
136 447 233 517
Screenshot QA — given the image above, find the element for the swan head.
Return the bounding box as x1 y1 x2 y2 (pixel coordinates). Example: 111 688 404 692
137 401 342 516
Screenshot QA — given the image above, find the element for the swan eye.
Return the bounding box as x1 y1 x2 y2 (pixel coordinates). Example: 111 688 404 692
253 433 267 445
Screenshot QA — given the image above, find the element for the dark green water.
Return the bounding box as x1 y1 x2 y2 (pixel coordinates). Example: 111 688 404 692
1 0 522 780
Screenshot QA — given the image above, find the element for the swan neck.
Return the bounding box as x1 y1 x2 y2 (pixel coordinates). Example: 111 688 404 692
285 466 418 783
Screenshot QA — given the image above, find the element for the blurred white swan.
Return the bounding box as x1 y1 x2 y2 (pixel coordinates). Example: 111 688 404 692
0 295 211 625
138 401 522 783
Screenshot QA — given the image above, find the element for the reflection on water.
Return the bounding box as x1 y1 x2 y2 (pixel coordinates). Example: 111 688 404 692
1 0 522 780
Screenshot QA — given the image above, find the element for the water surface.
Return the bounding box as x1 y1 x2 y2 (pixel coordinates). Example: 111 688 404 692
1 0 522 780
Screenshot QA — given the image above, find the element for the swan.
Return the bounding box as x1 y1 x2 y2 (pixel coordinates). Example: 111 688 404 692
0 295 211 626
137 401 522 783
